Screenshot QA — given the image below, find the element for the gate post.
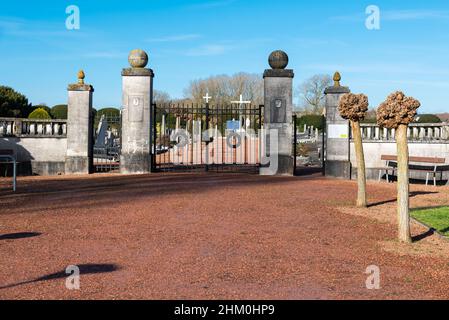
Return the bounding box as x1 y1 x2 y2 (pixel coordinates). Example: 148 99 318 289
324 72 351 179
65 70 94 175
261 50 295 176
120 49 154 174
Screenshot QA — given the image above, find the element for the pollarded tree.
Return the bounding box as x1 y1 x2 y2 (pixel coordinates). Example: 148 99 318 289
377 91 421 243
339 93 369 208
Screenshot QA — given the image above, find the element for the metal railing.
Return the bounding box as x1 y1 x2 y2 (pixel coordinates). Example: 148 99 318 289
0 118 67 137
0 152 16 192
356 123 449 143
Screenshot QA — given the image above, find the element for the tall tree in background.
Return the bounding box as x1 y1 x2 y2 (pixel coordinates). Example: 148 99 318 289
0 86 32 117
377 91 421 243
339 93 369 208
297 74 332 114
184 73 263 105
154 90 172 105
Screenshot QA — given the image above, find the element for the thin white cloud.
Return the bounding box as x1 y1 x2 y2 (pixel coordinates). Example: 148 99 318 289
383 10 449 21
147 34 201 43
302 63 449 76
331 9 449 22
185 44 230 56
0 16 86 39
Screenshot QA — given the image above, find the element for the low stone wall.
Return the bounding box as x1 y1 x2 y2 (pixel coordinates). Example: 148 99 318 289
0 137 67 176
1 118 67 176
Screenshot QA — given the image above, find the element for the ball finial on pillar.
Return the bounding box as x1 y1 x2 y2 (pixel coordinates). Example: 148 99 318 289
268 50 289 70
333 71 341 87
128 49 149 68
78 70 85 84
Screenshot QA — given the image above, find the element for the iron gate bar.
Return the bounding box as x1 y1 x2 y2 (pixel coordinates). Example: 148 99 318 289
293 114 297 175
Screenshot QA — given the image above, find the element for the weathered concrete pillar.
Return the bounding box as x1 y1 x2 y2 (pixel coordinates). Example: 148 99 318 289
65 70 94 175
260 50 294 176
324 72 351 179
121 49 154 174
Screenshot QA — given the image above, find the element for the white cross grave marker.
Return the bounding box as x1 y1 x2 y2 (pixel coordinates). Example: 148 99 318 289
203 93 212 104
231 94 251 106
231 95 252 131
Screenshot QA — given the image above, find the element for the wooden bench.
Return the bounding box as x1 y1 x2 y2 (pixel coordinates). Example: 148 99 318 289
378 155 448 186
0 149 17 191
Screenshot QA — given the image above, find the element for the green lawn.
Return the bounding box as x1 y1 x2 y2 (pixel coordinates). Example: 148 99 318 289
412 207 449 237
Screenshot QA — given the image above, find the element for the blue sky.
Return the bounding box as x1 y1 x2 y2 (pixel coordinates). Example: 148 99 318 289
1 0 449 113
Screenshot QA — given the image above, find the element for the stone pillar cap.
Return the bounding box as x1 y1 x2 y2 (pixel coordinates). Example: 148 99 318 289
263 69 294 78
324 71 349 94
121 68 154 77
68 70 94 91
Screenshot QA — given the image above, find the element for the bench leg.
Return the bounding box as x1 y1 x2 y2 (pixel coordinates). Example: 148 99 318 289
426 172 429 186
378 169 382 182
13 160 16 192
386 170 389 183
434 173 437 187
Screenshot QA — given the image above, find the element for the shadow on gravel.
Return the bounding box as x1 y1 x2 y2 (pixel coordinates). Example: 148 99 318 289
0 263 119 290
294 167 324 177
368 191 439 208
0 232 41 241
0 173 309 213
412 228 436 242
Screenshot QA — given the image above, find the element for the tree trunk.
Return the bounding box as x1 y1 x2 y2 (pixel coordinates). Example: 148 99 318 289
351 121 367 208
396 124 412 243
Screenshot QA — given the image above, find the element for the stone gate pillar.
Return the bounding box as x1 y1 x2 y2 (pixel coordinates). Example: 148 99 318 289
324 72 351 179
261 50 294 176
65 70 94 175
121 49 154 174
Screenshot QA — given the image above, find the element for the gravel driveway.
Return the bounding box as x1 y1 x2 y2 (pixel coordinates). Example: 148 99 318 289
1 173 448 299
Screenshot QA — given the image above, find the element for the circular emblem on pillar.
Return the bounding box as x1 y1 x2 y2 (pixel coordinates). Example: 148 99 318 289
128 49 149 68
268 50 289 70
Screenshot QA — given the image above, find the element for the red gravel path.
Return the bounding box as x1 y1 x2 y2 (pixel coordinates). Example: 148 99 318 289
0 173 448 300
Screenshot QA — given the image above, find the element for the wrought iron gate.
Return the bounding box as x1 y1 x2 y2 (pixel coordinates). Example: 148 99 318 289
152 104 263 173
293 115 326 176
93 113 121 172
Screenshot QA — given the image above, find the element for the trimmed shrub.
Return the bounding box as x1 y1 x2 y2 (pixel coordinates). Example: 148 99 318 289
415 114 442 123
28 108 51 120
51 104 68 119
30 105 52 117
94 107 120 131
296 115 325 131
96 107 120 118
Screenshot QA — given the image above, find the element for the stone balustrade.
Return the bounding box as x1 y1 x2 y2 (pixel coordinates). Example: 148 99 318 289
355 123 449 142
0 117 67 137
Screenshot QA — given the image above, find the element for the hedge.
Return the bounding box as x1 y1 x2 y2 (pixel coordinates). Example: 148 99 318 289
28 108 51 120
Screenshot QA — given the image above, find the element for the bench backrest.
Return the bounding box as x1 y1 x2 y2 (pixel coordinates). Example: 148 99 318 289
381 155 445 164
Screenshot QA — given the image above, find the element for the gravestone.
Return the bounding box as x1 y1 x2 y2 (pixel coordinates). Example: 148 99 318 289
261 50 294 176
65 70 94 174
324 72 351 179
120 49 154 174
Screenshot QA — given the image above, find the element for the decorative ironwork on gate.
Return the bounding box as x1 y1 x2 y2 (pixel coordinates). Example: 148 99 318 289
93 113 121 172
152 104 264 173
